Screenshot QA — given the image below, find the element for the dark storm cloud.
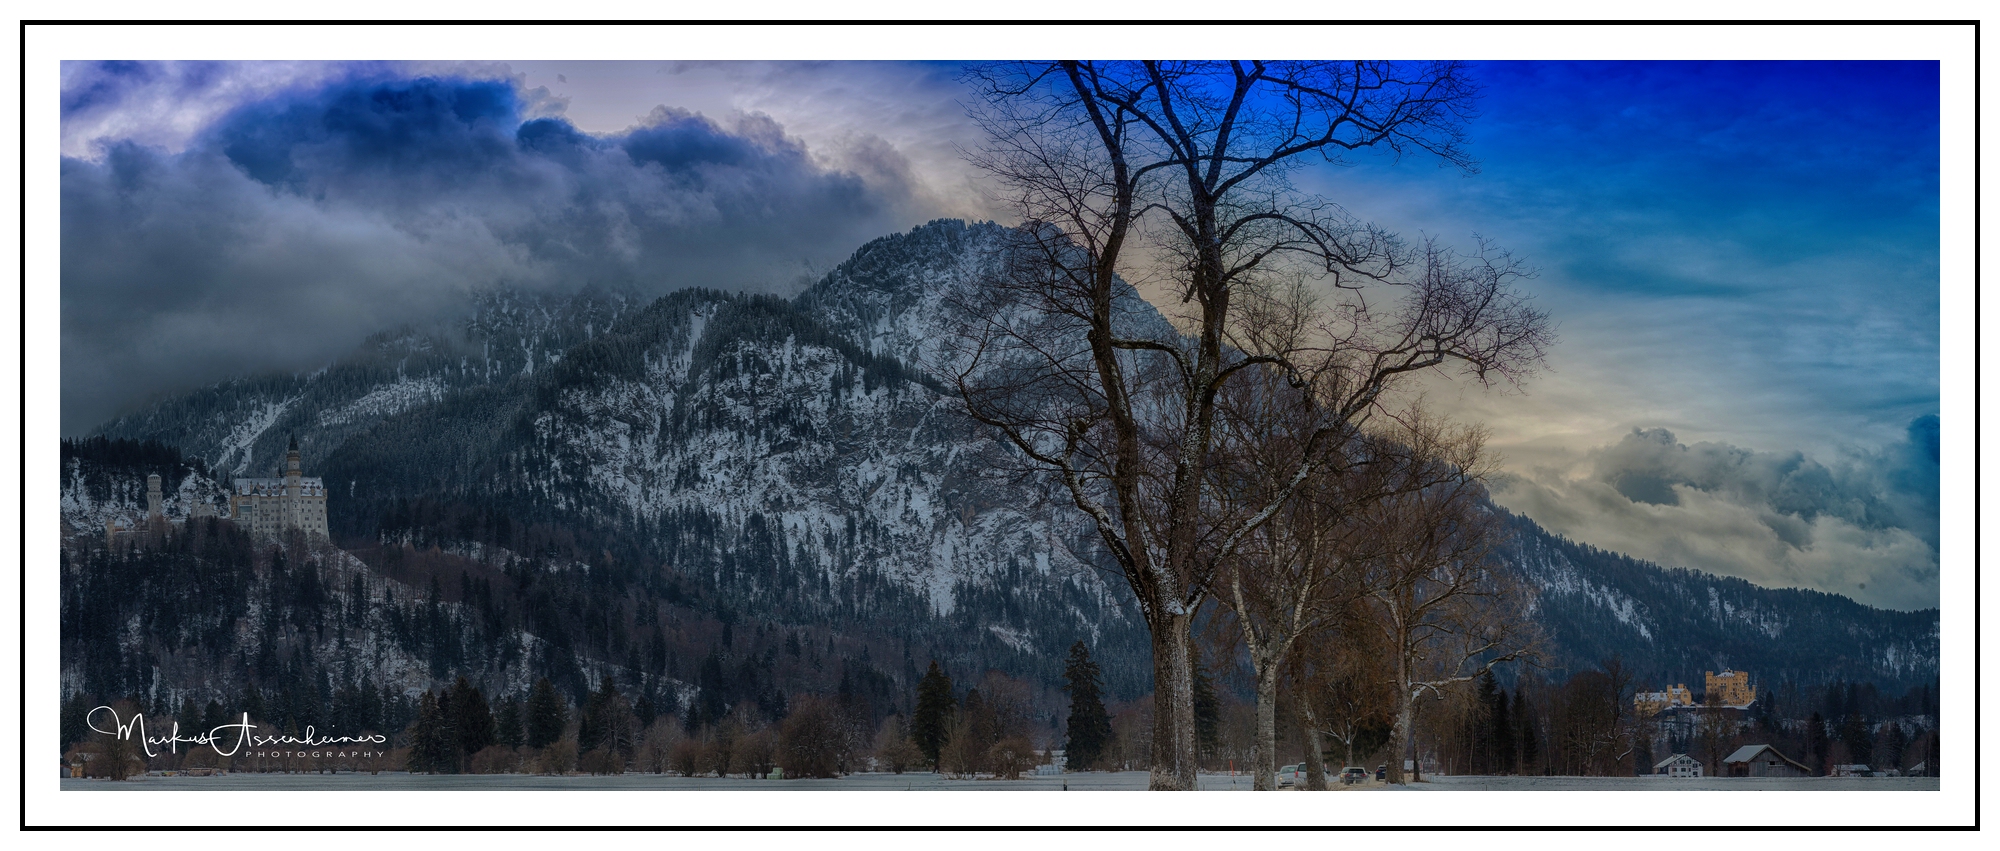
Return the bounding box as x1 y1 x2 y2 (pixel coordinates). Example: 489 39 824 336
61 60 160 117
1592 419 1939 550
62 72 923 434
1492 417 1941 610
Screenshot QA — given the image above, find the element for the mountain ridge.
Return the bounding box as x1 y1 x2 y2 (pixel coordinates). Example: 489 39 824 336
74 219 1939 709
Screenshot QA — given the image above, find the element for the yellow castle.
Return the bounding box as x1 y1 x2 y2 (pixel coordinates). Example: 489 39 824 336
1635 669 1756 716
1634 684 1694 717
1705 669 1754 707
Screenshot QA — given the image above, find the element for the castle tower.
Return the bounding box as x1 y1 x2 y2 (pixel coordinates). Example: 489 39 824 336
145 474 164 524
285 434 302 529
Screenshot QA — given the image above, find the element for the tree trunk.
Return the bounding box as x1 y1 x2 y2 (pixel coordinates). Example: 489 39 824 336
1147 615 1198 790
1389 697 1415 785
1251 662 1278 790
1298 698 1328 791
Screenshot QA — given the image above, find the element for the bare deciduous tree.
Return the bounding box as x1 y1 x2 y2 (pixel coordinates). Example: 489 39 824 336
1293 599 1398 779
1695 691 1739 777
1548 659 1633 776
1208 367 1403 790
1358 408 1534 784
955 60 1553 790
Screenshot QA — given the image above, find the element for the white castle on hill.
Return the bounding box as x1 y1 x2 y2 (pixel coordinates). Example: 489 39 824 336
227 435 329 540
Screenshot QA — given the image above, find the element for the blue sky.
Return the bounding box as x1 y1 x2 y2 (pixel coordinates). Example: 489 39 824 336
1328 61 1938 449
1324 62 1941 611
57 59 1942 609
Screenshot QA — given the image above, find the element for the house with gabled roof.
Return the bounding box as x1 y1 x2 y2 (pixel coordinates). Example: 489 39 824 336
1652 753 1702 778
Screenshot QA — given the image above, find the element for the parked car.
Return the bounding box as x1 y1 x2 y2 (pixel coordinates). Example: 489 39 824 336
1375 765 1388 781
1277 764 1299 787
1340 766 1369 785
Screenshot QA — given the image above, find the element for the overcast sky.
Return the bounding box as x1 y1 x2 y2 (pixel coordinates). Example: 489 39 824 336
57 59 1942 610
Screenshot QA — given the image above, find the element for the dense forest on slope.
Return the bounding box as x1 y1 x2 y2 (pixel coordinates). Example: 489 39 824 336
1505 512 1938 692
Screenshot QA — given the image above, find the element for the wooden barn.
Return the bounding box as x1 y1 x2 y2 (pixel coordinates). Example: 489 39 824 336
1722 744 1814 778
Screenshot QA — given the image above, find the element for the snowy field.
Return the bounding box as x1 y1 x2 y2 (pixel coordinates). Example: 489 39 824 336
59 771 1939 791
1413 775 1938 791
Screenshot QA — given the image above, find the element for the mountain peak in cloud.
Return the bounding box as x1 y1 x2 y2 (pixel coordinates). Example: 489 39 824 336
61 70 927 436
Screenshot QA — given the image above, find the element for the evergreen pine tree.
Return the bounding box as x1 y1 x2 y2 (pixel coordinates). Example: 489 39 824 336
242 686 266 727
1883 722 1908 771
1471 671 1501 774
178 697 202 737
60 692 94 752
1806 711 1830 774
526 677 567 750
432 683 461 774
1513 689 1538 775
911 660 955 770
1060 641 1113 772
579 675 621 755
448 676 495 770
357 683 381 733
960 687 990 773
1486 675 1514 775
407 691 448 774
495 697 525 749
635 693 656 729
1840 711 1873 767
202 699 229 737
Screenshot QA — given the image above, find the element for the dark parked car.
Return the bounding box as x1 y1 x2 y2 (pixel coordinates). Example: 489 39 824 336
1375 765 1388 781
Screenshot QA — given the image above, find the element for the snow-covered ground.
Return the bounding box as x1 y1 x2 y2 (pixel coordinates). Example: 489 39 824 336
59 772 1939 791
1411 774 1937 791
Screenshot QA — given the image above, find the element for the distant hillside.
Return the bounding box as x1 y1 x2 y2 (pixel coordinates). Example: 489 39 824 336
1503 511 1938 692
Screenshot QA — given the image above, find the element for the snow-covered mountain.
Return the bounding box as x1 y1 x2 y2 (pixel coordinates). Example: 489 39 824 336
79 220 1157 715
73 219 1937 715
96 288 646 480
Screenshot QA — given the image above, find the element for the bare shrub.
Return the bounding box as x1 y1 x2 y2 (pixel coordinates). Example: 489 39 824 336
669 737 701 777
873 714 922 774
636 718 681 774
578 747 624 775
779 695 845 778
939 713 979 777
537 738 578 775
733 727 776 778
468 745 520 775
988 736 1038 780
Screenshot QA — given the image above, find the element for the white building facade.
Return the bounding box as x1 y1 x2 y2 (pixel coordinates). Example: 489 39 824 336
228 436 329 540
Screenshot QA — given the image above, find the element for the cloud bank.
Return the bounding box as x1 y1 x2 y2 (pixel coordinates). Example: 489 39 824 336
62 67 928 433
1492 416 1940 610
